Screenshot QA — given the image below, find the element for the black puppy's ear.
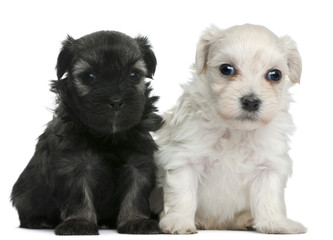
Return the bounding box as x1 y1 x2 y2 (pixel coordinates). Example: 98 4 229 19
135 36 157 79
56 35 75 80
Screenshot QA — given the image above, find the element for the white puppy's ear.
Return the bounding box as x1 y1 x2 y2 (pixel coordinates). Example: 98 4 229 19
195 25 222 74
280 36 302 84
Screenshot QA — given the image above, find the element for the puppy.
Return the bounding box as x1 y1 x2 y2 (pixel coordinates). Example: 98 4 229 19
11 31 163 235
153 24 306 234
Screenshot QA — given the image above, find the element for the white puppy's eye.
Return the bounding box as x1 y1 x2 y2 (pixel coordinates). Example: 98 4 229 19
220 64 235 76
82 72 96 83
267 70 282 82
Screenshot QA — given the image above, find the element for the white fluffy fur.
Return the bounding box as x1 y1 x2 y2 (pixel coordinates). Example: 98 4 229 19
153 24 306 234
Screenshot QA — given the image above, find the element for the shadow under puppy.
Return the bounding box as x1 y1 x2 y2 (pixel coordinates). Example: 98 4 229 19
153 24 306 234
11 31 163 235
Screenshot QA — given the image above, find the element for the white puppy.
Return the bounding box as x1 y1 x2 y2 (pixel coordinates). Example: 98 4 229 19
153 24 306 234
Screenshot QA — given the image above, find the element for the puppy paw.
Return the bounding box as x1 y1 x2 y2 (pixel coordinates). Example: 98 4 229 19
117 219 161 234
159 214 197 234
255 218 306 234
55 219 98 235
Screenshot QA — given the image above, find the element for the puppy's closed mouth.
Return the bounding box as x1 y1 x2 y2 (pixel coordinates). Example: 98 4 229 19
237 113 258 122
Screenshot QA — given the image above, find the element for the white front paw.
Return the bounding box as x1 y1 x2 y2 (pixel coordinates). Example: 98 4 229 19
255 218 306 234
159 214 197 234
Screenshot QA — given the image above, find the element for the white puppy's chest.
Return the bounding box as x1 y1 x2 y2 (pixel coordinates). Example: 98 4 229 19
195 130 266 228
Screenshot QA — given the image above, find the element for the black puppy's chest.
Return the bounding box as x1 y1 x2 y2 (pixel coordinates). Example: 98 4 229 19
83 135 131 165
47 118 143 174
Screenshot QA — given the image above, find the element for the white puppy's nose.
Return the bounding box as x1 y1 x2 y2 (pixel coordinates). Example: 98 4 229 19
241 95 261 112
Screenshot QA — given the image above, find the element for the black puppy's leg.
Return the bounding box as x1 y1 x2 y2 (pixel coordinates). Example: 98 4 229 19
12 183 60 229
11 158 61 229
117 156 161 234
55 184 98 235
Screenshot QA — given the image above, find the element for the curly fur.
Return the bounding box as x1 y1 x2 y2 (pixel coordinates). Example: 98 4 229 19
11 30 163 235
152 24 306 234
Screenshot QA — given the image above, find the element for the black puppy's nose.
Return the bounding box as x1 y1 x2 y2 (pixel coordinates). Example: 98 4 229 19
241 95 261 112
109 97 124 111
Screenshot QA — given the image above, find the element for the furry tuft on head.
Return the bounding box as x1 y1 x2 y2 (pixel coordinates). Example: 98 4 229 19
135 36 157 79
56 35 75 80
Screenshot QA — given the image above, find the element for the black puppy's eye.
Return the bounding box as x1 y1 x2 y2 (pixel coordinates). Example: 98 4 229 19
267 69 282 82
129 71 141 83
220 64 235 76
82 72 96 83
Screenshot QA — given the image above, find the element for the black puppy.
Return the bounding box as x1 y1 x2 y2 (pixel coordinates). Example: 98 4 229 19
11 31 163 235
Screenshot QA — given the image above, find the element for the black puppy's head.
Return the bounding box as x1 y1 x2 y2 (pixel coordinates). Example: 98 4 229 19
53 31 158 135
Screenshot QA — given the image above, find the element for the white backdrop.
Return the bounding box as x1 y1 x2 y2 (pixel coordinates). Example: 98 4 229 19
1 0 332 239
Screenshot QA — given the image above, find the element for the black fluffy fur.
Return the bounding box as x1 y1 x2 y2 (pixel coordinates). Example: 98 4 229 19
11 31 163 235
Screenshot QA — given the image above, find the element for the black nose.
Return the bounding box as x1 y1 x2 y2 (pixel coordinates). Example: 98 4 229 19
109 97 124 111
241 95 261 112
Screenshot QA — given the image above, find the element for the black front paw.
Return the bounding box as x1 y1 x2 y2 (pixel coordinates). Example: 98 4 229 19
55 219 98 235
118 218 161 234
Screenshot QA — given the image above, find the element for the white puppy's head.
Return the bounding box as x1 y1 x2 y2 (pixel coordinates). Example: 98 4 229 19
195 24 301 130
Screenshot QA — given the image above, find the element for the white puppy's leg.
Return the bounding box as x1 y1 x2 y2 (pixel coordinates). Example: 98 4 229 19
159 166 198 234
250 170 306 234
